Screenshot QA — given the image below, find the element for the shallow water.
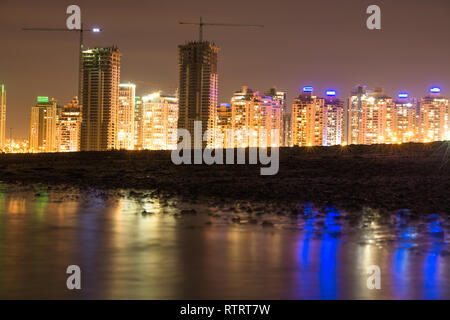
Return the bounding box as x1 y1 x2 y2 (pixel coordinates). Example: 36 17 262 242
0 184 448 300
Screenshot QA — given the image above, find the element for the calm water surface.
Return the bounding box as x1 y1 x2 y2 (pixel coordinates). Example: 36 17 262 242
0 184 448 299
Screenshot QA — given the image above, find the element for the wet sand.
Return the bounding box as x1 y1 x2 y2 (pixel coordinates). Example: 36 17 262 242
0 142 450 214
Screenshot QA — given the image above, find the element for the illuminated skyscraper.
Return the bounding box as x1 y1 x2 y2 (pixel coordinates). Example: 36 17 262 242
266 88 290 147
419 87 449 142
0 84 6 148
292 86 325 147
368 88 394 145
57 96 81 152
324 90 344 146
215 103 232 148
134 96 143 150
29 96 58 153
346 86 365 145
117 84 136 150
80 47 121 151
347 87 394 145
142 93 178 150
178 41 219 148
394 93 417 143
230 86 282 148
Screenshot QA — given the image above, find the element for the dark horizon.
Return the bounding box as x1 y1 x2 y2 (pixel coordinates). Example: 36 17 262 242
0 0 449 138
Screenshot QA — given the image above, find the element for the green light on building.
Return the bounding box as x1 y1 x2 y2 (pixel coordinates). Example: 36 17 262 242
37 96 49 103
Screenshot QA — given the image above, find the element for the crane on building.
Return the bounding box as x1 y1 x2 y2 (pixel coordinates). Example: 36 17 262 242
179 17 263 42
23 24 102 100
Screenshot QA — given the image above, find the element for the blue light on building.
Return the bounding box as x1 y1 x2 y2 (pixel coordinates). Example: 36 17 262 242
430 87 441 94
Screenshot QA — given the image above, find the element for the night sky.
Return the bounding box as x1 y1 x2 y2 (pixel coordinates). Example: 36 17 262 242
0 0 449 138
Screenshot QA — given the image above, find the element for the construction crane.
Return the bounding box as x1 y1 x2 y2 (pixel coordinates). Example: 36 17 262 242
23 24 102 100
179 17 263 42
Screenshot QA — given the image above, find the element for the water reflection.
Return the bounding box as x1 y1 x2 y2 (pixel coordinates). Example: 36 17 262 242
0 185 448 299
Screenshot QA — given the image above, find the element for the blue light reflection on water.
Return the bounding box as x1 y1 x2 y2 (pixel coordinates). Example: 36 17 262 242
391 213 448 299
423 215 446 300
392 225 416 298
295 203 318 298
296 205 342 299
319 207 341 299
0 186 449 300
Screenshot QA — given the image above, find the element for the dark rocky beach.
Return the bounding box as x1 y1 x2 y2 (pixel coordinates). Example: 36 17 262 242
0 142 449 215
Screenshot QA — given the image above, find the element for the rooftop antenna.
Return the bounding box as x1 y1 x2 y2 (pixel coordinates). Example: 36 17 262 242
179 17 263 42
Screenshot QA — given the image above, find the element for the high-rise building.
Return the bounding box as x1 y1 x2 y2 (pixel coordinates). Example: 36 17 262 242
29 96 58 153
347 87 394 145
230 86 282 148
419 87 449 142
80 47 121 151
324 90 344 146
117 84 136 150
393 93 417 143
57 97 81 152
292 86 325 147
215 103 232 148
0 84 6 148
366 88 394 145
134 96 143 150
266 88 290 147
142 92 179 150
178 41 219 148
346 86 367 145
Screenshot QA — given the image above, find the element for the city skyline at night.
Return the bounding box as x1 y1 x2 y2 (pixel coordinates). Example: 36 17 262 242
2 32 448 153
4 80 448 153
1 0 449 139
1 0 450 304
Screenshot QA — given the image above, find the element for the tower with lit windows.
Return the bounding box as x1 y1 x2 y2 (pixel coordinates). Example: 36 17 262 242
292 86 325 147
347 87 394 145
393 93 417 143
0 84 6 148
57 96 81 152
134 96 143 150
117 84 136 150
215 103 232 148
324 90 344 146
419 87 449 142
178 41 219 148
142 93 179 150
265 88 289 147
29 96 58 153
230 86 282 148
80 47 121 151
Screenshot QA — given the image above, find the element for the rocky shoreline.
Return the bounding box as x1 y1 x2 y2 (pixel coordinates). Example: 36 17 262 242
0 142 449 215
